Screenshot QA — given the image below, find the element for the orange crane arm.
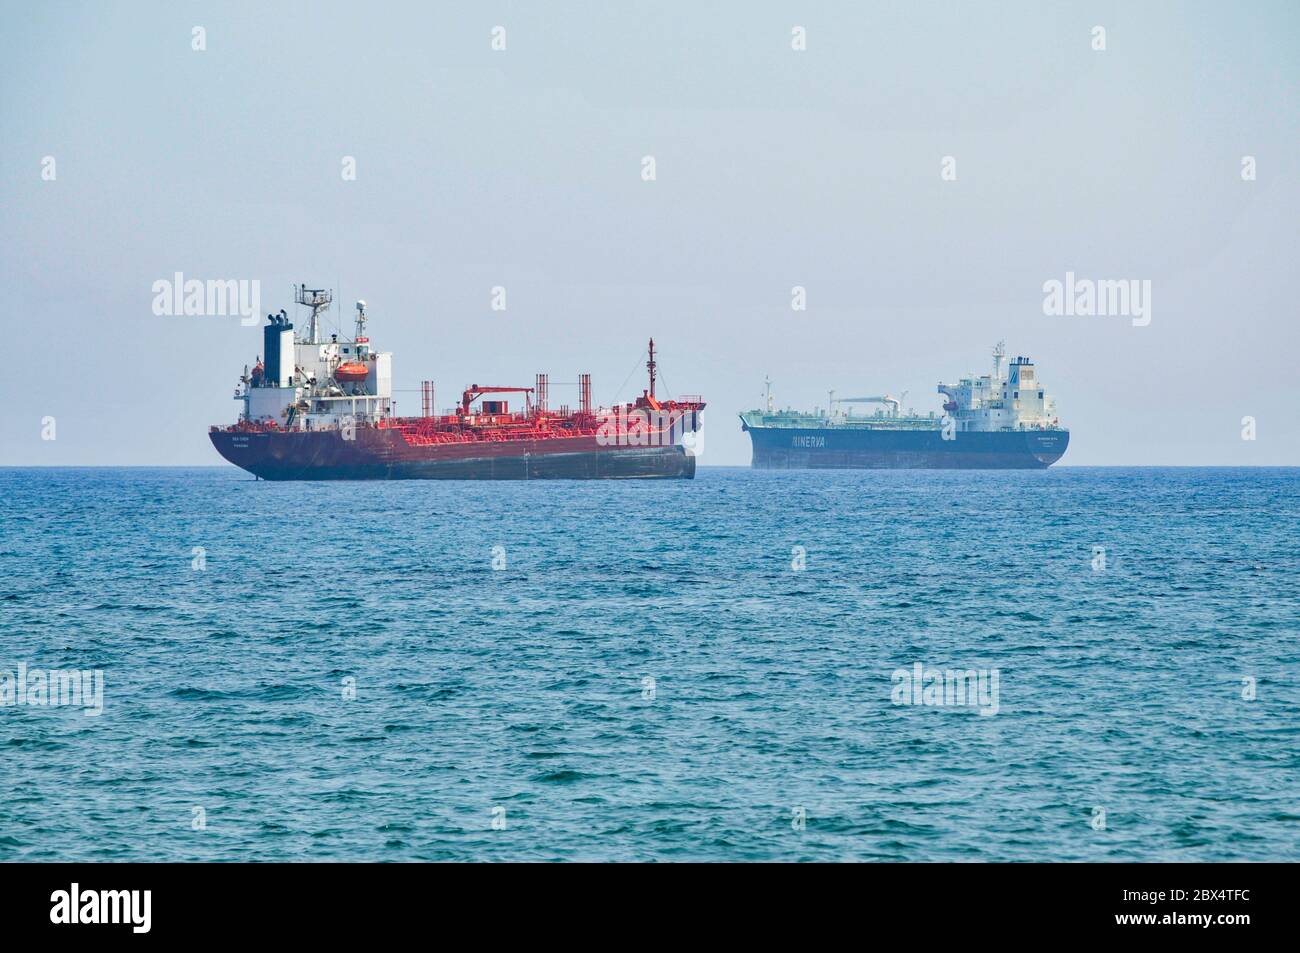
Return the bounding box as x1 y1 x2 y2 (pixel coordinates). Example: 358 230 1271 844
460 385 534 415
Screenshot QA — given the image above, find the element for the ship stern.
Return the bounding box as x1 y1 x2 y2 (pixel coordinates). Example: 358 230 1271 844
1028 430 1069 467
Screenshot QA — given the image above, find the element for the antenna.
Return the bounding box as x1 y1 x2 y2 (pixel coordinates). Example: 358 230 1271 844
354 300 367 340
764 376 774 413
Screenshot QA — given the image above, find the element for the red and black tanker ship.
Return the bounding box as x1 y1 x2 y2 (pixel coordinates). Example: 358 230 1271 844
210 287 704 480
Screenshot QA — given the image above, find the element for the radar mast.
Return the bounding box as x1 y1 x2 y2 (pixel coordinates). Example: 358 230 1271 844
992 340 1006 381
295 284 333 344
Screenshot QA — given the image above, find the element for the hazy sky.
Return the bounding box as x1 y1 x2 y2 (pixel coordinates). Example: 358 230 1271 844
2 1 1297 466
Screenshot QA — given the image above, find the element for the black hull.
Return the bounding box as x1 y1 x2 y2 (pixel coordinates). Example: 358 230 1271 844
746 426 1068 470
210 430 695 481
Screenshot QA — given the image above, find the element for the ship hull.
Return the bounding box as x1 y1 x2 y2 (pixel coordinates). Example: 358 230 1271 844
745 425 1068 470
210 429 695 480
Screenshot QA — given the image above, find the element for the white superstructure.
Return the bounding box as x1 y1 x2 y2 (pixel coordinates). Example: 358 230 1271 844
235 287 394 430
937 341 1061 432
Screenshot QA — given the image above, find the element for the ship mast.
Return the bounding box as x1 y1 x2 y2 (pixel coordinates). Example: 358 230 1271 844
296 284 333 344
354 300 368 343
647 338 657 399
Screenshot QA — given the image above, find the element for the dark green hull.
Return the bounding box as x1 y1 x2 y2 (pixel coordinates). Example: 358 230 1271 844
743 424 1068 469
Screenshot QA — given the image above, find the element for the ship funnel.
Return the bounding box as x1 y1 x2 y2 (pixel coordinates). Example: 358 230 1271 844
263 311 294 387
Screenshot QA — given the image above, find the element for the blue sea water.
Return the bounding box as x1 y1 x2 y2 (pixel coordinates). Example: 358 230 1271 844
0 465 1297 862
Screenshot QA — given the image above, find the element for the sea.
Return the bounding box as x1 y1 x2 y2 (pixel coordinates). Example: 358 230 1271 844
1 466 1297 862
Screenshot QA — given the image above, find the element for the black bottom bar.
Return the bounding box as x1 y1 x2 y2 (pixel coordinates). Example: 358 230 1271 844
0 862 1280 940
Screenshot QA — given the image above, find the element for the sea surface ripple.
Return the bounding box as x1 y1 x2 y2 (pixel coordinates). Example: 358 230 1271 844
0 466 1297 861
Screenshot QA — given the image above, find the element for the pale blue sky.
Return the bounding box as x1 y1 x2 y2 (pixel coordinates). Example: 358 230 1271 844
2 1 1297 465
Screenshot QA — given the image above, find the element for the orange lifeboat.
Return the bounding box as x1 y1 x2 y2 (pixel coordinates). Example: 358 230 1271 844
335 362 369 382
